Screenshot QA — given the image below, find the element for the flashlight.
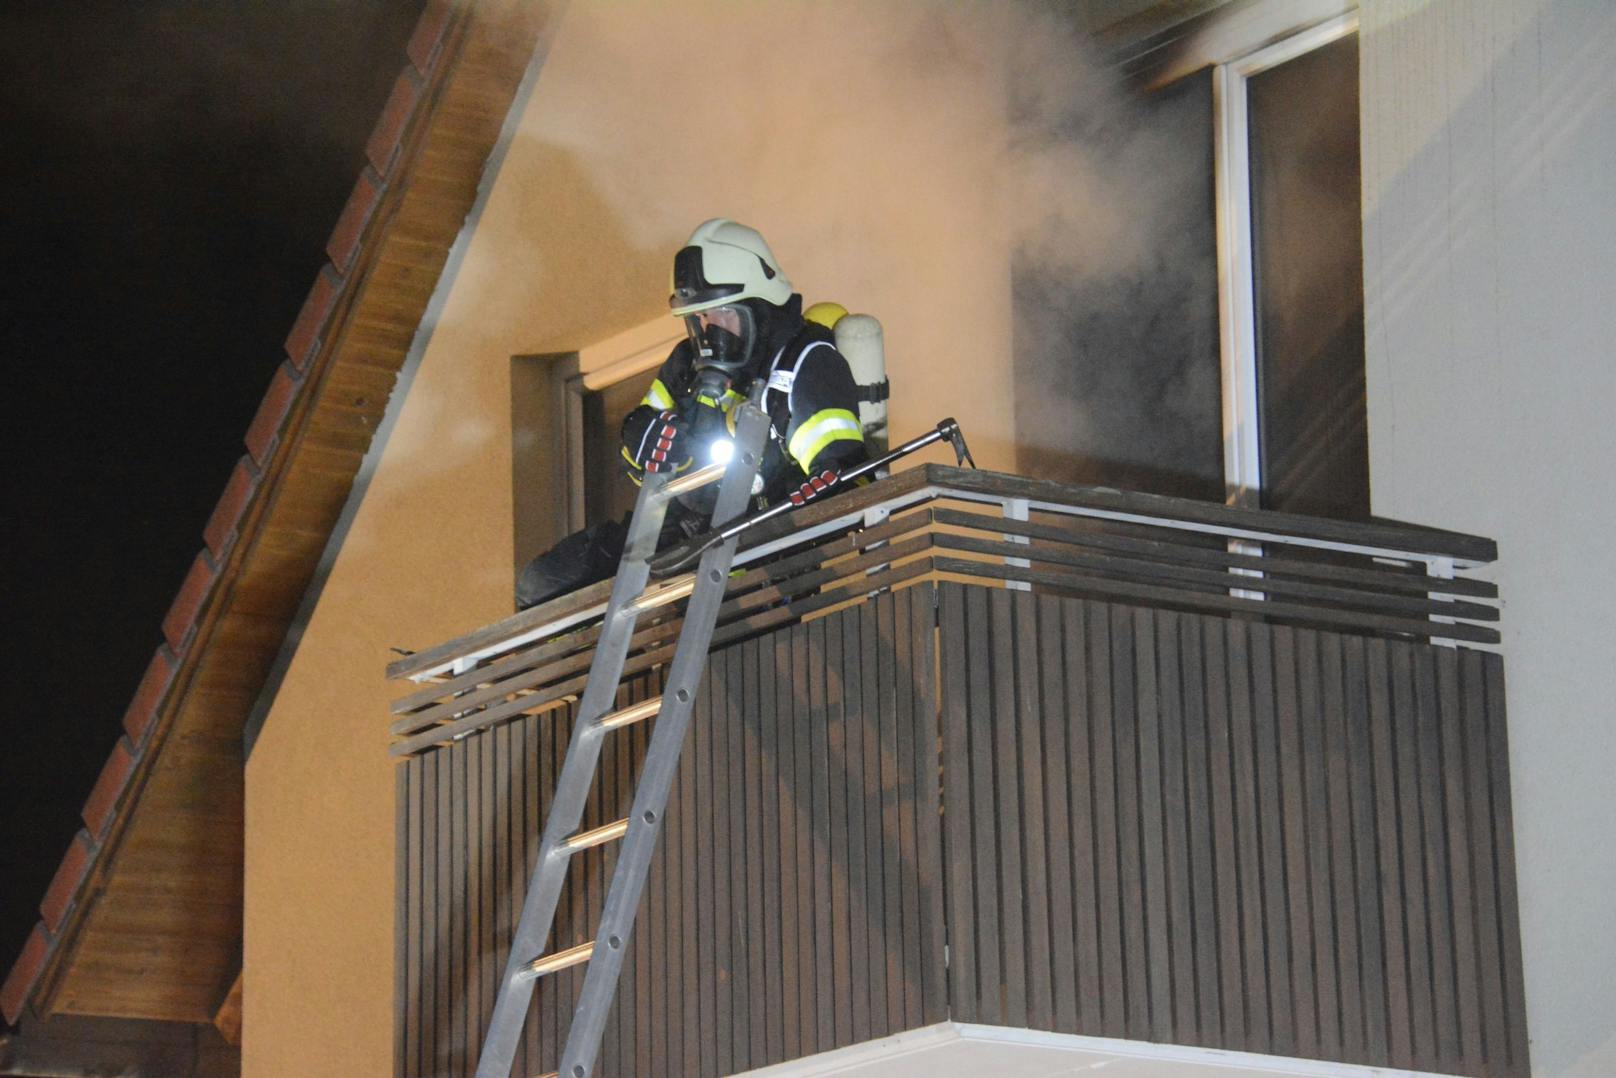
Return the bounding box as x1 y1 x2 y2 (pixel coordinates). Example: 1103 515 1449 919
708 438 734 465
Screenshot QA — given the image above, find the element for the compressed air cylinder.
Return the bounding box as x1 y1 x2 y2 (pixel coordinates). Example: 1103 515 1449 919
833 313 888 454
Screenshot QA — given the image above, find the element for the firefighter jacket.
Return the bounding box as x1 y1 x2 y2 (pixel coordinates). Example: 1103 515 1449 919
621 319 868 505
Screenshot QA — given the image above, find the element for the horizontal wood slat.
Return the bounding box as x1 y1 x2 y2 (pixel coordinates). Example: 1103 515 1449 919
387 463 1497 682
391 483 1500 754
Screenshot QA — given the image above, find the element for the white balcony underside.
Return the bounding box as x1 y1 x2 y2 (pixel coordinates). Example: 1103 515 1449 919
738 1022 1453 1078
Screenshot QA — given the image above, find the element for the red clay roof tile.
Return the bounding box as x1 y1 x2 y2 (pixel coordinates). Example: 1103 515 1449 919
407 0 454 76
121 644 178 745
0 923 50 1025
365 67 424 176
327 166 386 273
202 455 262 559
244 361 302 467
160 550 219 652
40 831 96 934
283 264 343 371
81 738 138 840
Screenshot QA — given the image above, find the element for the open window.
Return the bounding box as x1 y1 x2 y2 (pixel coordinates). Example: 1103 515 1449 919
1213 12 1368 519
510 320 680 591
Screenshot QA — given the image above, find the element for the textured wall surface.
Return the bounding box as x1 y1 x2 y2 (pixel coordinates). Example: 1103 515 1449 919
1359 2 1616 1074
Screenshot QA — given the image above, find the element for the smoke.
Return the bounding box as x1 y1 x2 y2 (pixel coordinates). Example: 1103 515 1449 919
493 0 1221 487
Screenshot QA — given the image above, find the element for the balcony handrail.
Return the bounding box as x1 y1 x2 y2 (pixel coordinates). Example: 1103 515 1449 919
389 463 1497 686
385 465 1499 756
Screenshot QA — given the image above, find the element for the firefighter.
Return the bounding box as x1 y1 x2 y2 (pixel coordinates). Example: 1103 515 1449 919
516 219 869 611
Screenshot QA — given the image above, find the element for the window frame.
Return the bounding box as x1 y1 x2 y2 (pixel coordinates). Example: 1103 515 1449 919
1212 11 1360 510
561 321 681 533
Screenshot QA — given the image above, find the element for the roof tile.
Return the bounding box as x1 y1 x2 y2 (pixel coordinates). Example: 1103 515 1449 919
284 264 343 371
160 550 220 652
81 738 139 840
1 923 51 1025
122 644 178 745
365 67 424 176
202 455 263 559
244 361 303 467
407 0 454 76
327 167 386 273
40 830 97 934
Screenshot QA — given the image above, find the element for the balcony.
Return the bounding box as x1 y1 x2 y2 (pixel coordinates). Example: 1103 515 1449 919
385 465 1525 1078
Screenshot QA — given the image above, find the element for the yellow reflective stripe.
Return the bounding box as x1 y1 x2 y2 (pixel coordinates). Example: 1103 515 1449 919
642 379 675 410
721 387 744 407
788 408 862 470
620 445 642 470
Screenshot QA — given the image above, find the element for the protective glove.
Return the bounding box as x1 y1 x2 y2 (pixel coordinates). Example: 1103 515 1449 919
788 466 842 506
621 407 691 474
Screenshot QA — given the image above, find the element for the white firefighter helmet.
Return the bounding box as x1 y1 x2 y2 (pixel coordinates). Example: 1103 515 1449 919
669 218 793 317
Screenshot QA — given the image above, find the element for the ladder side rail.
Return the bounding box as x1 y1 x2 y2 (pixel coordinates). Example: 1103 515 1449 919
475 473 674 1078
557 395 772 1078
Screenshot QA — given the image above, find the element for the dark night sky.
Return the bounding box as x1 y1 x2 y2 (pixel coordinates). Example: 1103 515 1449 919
1 1 426 1016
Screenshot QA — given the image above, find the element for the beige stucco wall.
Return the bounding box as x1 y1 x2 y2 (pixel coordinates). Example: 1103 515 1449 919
240 2 1090 1073
1360 2 1616 1075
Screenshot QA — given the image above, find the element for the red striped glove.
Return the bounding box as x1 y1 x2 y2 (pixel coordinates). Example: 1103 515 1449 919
788 468 840 506
622 409 691 473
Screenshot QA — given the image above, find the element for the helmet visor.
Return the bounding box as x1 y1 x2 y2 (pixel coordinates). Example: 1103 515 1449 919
684 304 756 377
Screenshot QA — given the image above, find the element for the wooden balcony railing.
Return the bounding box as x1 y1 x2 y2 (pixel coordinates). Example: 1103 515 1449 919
386 465 1524 1078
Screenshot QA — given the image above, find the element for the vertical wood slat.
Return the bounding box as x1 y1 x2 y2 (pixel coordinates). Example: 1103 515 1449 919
1037 595 1078 1035
1111 603 1149 1040
858 600 890 1040
894 586 926 1032
773 623 800 1063
841 605 871 1047
394 580 1527 1078
1014 592 1054 1032
1248 623 1294 1056
743 640 769 1073
1486 652 1530 1076
1320 632 1362 1060
912 584 948 1026
1366 638 1413 1069
1344 637 1389 1065
1087 598 1125 1040
394 764 406 1077
824 613 853 1050
1155 610 1195 1044
940 583 975 1027
720 640 743 1073
1065 599 1102 1035
929 582 1528 1078
1180 614 1223 1047
694 648 718 1078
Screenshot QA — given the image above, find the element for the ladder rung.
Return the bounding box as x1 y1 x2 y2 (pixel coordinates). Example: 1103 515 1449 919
522 941 593 979
595 696 662 730
657 462 725 500
560 818 629 853
628 573 696 613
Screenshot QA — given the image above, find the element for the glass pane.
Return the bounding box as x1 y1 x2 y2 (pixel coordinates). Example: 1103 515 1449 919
1011 70 1224 503
1248 33 1369 520
582 368 658 529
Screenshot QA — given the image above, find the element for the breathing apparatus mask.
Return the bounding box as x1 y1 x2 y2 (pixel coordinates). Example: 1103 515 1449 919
683 303 757 383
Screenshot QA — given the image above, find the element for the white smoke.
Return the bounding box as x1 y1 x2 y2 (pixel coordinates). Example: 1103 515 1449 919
485 0 1219 484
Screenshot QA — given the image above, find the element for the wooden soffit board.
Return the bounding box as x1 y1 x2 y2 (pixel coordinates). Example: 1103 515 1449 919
24 0 563 1024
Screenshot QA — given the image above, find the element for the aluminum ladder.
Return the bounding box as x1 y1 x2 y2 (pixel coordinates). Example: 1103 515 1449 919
474 388 771 1078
